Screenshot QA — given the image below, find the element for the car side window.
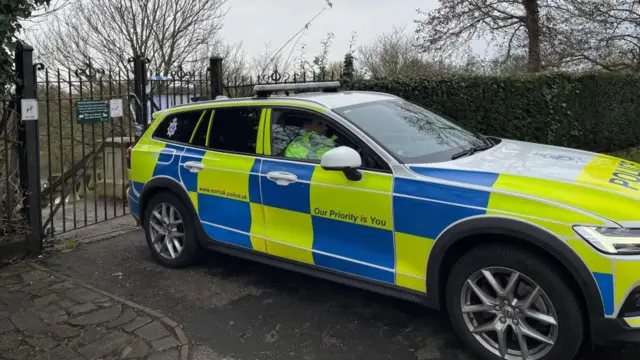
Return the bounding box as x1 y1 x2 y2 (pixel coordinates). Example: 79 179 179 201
207 107 261 154
154 110 205 144
270 108 386 171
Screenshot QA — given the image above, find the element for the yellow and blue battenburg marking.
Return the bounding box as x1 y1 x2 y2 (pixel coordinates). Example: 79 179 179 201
392 169 498 292
196 153 263 251
128 135 175 218
572 240 615 315
395 168 497 242
405 165 627 316
259 159 396 283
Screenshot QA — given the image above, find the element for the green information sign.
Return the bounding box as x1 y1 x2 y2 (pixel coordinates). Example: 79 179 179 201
76 100 109 124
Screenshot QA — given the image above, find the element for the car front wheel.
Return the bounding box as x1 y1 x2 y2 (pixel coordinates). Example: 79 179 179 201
446 244 584 360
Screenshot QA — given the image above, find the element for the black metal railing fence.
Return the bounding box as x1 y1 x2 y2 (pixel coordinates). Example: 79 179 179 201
6 44 343 256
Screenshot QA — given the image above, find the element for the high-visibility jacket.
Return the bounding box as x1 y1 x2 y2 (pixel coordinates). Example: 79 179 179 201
284 130 337 160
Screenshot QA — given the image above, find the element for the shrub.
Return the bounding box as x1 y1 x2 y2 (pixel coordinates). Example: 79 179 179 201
350 72 640 153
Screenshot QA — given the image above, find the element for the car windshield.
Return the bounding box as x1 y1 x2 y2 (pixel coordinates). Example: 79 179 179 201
333 98 490 163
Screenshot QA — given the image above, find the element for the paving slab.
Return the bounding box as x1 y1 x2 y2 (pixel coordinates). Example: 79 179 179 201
33 303 67 323
2 346 35 360
10 311 44 331
24 283 57 297
151 335 180 351
32 344 80 360
78 331 132 358
56 299 76 309
48 324 82 339
33 293 60 307
134 321 171 341
120 339 150 359
67 304 122 325
0 262 189 360
70 327 108 347
0 316 15 334
107 308 137 328
25 336 59 350
68 302 97 315
122 316 152 332
0 332 22 351
50 281 74 291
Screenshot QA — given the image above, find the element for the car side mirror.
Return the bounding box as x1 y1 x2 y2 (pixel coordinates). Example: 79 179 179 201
320 146 363 181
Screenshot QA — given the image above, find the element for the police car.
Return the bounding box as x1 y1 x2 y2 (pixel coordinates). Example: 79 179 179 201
127 81 640 360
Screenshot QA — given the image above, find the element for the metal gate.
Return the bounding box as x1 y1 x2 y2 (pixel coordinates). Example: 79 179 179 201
36 61 138 236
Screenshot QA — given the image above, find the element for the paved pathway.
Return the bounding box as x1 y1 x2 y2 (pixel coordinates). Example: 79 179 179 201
0 262 189 360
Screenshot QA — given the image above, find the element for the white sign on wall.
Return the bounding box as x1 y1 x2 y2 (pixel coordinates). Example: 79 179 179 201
21 99 39 121
110 99 123 118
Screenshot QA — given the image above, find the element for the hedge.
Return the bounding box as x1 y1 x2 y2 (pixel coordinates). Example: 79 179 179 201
350 73 640 154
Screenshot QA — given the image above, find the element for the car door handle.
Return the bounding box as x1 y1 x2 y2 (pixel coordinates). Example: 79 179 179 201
184 161 205 173
266 171 298 186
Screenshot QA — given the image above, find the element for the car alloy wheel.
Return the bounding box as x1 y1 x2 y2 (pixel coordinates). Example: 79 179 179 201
460 266 559 360
148 202 186 260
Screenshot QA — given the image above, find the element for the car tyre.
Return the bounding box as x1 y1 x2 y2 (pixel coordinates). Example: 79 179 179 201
143 191 200 268
446 243 584 360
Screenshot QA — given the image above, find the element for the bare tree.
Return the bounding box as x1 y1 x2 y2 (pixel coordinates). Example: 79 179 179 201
556 1 640 72
358 26 459 78
249 42 292 82
359 26 423 77
414 0 581 72
185 39 249 81
20 0 70 34
30 0 228 75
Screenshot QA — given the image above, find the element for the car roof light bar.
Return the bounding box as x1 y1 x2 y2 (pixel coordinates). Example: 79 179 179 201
253 81 341 97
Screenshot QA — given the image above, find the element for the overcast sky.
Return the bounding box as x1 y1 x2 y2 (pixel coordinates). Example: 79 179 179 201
22 0 491 66
218 0 487 63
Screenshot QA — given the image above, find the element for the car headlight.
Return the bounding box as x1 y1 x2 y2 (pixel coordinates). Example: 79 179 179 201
574 226 640 255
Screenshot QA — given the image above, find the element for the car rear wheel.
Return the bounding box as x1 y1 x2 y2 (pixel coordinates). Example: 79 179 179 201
446 244 584 360
143 191 200 268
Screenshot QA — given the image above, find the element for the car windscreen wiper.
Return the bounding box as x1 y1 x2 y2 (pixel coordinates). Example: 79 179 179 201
451 143 494 160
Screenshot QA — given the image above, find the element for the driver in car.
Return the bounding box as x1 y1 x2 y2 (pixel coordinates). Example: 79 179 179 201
284 117 338 160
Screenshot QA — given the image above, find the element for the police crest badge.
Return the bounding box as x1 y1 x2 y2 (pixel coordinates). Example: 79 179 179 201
167 118 178 137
